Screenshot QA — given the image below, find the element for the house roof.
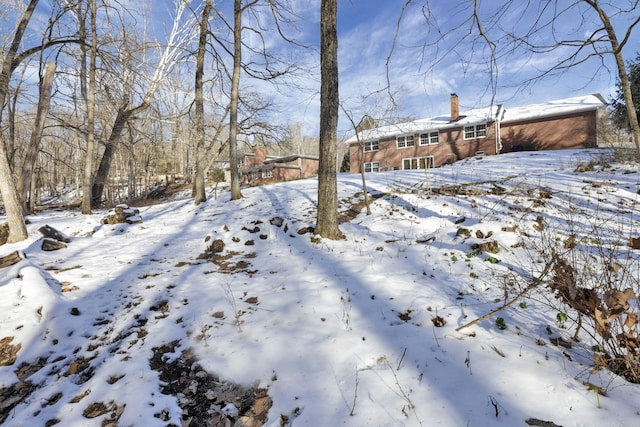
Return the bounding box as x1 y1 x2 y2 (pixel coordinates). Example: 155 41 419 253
501 94 605 123
264 154 319 164
345 94 605 145
241 154 319 174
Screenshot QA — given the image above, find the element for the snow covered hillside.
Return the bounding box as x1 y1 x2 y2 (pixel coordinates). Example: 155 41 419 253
1 149 640 427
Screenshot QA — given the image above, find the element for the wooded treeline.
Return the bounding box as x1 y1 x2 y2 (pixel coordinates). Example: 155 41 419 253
1 0 639 244
0 0 319 215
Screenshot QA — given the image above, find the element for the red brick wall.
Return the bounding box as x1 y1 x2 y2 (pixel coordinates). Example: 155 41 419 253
349 123 498 173
348 109 599 173
501 111 598 152
255 157 319 183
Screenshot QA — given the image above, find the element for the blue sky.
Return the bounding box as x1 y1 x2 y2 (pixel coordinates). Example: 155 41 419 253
337 1 639 132
227 0 640 136
3 0 639 137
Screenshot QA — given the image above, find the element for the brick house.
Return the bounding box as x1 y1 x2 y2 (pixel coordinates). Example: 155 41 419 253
241 147 319 185
346 94 605 173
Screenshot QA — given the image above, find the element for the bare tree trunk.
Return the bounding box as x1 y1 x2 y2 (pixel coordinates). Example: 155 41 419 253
91 0 192 206
584 0 640 159
229 0 243 201
0 0 39 243
6 68 24 169
342 109 371 215
17 61 56 214
82 0 97 214
315 0 342 239
92 107 135 206
193 0 212 205
29 167 40 213
358 146 371 215
127 145 135 202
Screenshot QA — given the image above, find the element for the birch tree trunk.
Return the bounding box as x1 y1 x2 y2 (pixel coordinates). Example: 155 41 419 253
315 0 342 239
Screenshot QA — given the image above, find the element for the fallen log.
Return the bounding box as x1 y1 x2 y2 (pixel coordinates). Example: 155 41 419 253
0 251 22 269
38 225 71 243
42 238 67 252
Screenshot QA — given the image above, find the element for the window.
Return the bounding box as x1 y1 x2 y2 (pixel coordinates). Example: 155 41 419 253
251 171 259 180
464 123 487 140
402 156 434 170
420 131 439 145
396 135 415 149
262 169 272 178
363 162 380 173
363 140 379 152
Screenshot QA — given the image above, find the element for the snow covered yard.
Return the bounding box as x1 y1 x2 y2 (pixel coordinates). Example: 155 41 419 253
1 149 640 426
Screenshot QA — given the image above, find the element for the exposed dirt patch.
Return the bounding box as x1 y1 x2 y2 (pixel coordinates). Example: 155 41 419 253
0 356 48 424
132 183 193 207
150 341 271 427
0 337 21 366
338 193 385 224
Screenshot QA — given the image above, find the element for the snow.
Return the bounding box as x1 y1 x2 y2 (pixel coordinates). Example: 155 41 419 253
1 149 640 426
502 94 605 123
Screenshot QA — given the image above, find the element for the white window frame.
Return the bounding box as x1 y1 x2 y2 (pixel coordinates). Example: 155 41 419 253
402 156 435 170
262 169 272 178
420 131 439 145
363 140 379 152
396 135 415 149
464 123 487 140
363 162 380 173
251 171 259 180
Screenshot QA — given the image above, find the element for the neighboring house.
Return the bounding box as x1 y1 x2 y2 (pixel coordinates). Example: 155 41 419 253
240 147 319 185
346 93 605 173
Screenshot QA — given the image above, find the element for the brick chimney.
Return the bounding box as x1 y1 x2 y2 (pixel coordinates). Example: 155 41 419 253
450 93 459 121
253 146 267 166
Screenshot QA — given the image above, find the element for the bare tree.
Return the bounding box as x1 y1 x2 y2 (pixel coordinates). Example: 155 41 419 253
204 0 302 201
14 1 83 213
16 61 56 214
500 0 640 158
193 0 214 205
386 1 501 110
341 87 400 217
342 109 372 216
315 0 342 239
228 0 250 201
598 111 631 148
82 0 98 214
90 0 196 206
279 122 318 156
401 1 639 158
0 0 39 243
583 0 640 158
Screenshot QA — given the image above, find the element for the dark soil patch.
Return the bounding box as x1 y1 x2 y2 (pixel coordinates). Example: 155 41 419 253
338 193 385 224
150 341 271 427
